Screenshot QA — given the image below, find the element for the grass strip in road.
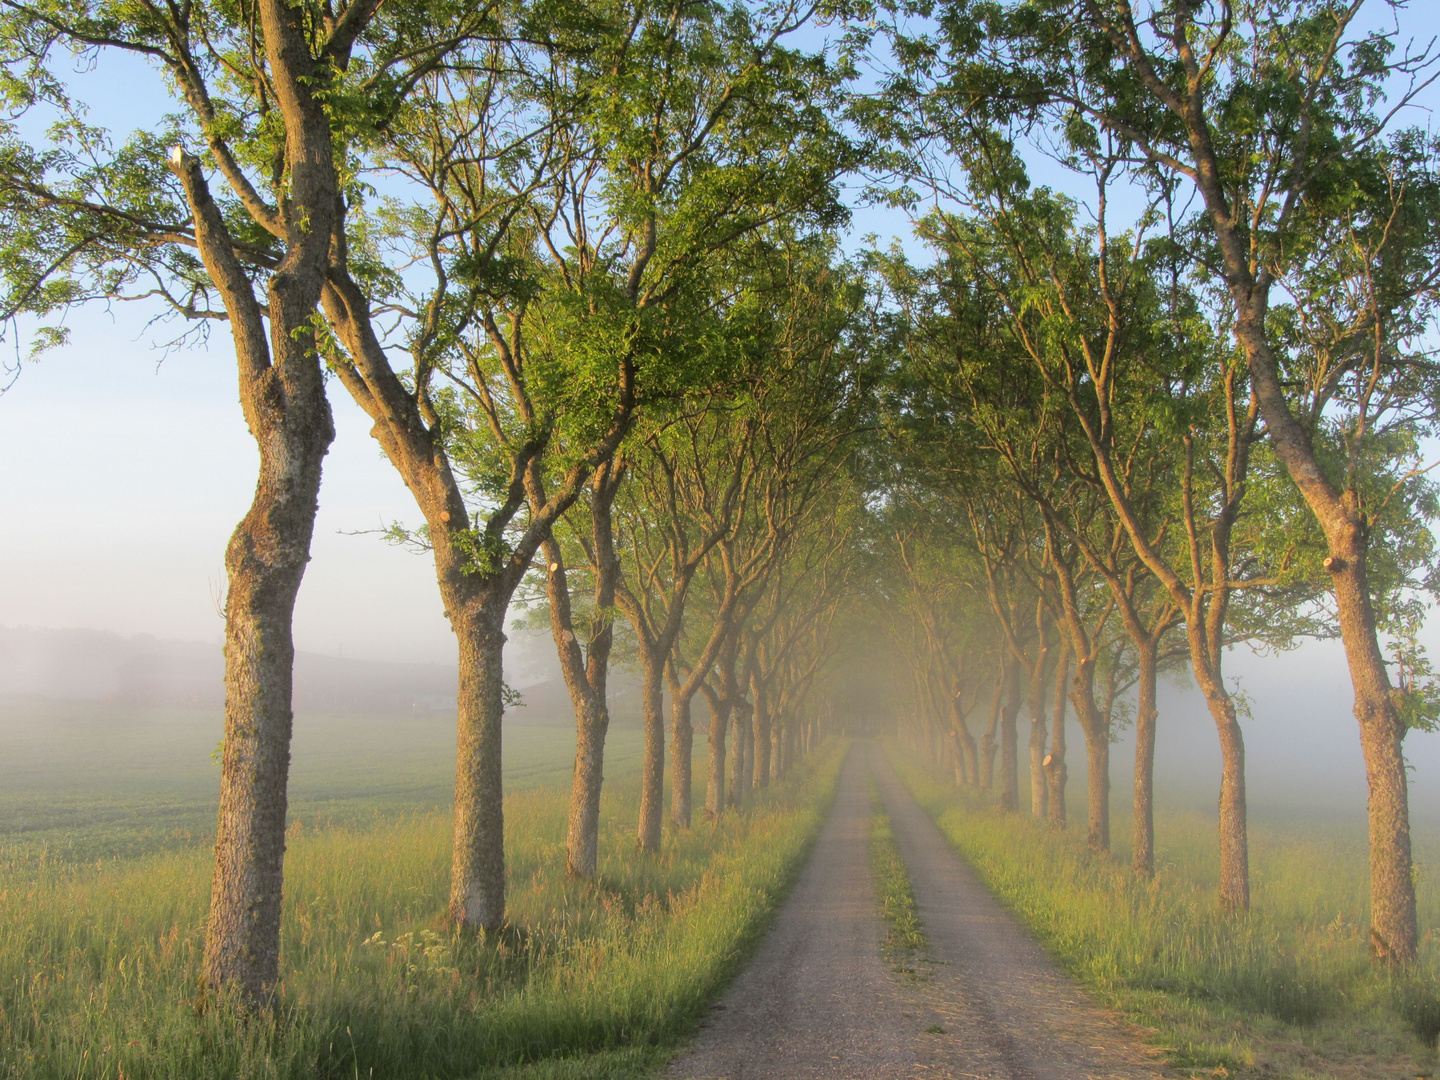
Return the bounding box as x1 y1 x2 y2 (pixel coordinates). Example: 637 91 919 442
0 741 846 1080
868 779 928 980
885 743 1440 1080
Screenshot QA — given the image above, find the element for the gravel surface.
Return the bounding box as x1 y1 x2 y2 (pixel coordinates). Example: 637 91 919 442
665 742 1168 1080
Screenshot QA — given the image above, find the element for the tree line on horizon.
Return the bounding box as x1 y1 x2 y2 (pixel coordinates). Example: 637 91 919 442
0 0 1437 1012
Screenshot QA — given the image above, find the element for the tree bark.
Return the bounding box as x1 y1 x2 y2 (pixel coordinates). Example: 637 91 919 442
1194 672 1250 911
536 466 621 878
449 611 508 930
669 685 694 829
636 656 666 851
1072 656 1108 851
704 683 729 820
567 689 611 877
204 376 330 1002
1132 638 1159 880
169 0 341 1000
752 671 772 790
729 699 753 808
1028 713 1048 818
979 663 1003 791
951 695 978 786
1084 729 1110 854
1027 637 1050 818
1045 641 1069 828
999 659 1022 812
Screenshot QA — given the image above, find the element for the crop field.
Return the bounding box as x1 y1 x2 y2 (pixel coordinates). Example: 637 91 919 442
0 699 843 1079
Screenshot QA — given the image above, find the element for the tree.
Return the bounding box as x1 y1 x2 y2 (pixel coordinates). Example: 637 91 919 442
616 402 756 831
0 0 424 1004
512 0 854 867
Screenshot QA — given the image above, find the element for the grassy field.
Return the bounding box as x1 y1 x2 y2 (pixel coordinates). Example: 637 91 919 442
0 699 649 868
0 698 843 1079
886 743 1440 1079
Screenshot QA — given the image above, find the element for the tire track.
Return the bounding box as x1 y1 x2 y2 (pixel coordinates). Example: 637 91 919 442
665 742 1167 1079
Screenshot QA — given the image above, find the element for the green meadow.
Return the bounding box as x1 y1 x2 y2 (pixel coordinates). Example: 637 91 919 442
0 699 842 1079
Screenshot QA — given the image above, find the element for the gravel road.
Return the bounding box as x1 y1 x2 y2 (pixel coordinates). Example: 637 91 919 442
665 742 1167 1080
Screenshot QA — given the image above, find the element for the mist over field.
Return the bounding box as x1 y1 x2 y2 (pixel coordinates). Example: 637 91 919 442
7 620 1440 832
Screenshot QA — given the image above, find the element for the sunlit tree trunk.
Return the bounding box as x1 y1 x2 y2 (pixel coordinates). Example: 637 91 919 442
669 684 694 828
449 610 508 930
1072 654 1108 851
1045 640 1069 828
1132 637 1159 880
168 4 342 997
635 653 666 851
1026 627 1050 818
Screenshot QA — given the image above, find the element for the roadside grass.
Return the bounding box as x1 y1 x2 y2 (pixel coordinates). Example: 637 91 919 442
0 740 844 1079
867 779 927 979
886 744 1440 1080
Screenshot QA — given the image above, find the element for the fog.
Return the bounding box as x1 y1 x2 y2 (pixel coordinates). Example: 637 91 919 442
1125 642 1440 828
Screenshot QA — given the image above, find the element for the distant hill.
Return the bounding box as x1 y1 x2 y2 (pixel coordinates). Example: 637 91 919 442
0 625 645 723
0 626 458 714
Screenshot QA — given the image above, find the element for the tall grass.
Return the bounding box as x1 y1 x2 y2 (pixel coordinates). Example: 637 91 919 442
0 743 844 1079
886 745 1440 1077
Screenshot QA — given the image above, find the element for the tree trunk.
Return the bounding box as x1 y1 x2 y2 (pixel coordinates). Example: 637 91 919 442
999 661 1022 812
1198 682 1249 911
636 657 666 852
1132 639 1158 880
178 37 339 997
1072 657 1108 851
203 393 331 1003
1027 661 1048 819
979 665 1003 791
540 500 619 879
568 691 609 877
1045 643 1069 828
1084 732 1109 852
670 689 694 829
449 612 508 930
752 673 771 790
1028 718 1048 818
705 687 729 820
1359 700 1416 960
1332 534 1417 959
951 695 978 785
729 701 753 808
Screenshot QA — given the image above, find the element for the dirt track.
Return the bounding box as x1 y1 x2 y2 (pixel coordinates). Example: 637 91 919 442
665 743 1166 1080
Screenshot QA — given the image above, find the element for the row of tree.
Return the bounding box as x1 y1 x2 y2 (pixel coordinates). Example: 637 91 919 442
2 0 1438 1014
867 0 1440 965
0 0 877 1006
